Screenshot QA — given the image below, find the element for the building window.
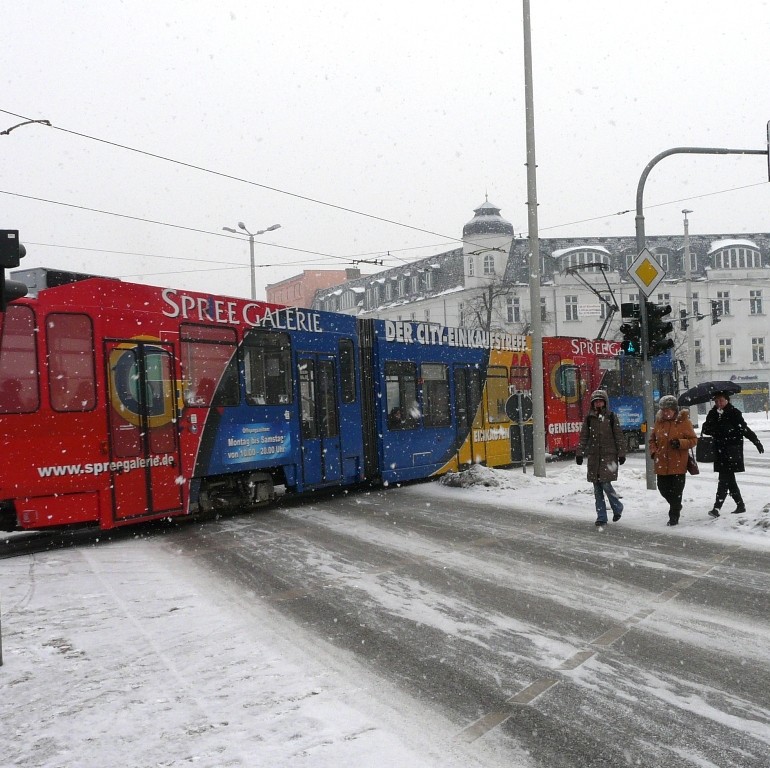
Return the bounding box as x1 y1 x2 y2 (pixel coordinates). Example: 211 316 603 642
411 275 420 293
692 292 699 316
483 254 495 276
752 337 765 362
507 296 520 323
467 257 475 277
654 253 669 271
565 295 579 321
716 291 731 316
600 302 610 320
657 292 670 304
714 248 761 269
385 281 393 301
422 270 434 291
690 252 698 271
750 290 763 315
719 338 732 364
540 297 547 322
694 339 702 365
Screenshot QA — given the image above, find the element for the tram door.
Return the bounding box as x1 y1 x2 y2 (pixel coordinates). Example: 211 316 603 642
105 341 183 522
298 354 343 487
454 366 484 466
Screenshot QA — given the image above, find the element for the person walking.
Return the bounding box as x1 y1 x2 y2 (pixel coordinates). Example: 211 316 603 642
648 395 698 526
576 389 626 526
702 391 764 517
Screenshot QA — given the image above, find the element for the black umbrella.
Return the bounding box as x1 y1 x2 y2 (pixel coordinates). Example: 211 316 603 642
677 380 741 406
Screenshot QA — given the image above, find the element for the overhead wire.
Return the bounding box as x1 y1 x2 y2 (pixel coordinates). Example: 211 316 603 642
2 107 767 273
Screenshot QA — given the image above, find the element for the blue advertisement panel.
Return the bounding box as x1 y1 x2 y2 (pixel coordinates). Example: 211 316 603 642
220 422 292 466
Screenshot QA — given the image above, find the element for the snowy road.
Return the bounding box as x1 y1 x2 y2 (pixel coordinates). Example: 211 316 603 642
167 468 770 768
2 421 769 767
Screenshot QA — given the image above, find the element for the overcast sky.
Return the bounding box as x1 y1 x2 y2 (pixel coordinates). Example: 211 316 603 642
3 1 770 299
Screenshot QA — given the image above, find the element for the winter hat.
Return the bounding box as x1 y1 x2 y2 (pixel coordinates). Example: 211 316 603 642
590 389 608 406
658 395 679 411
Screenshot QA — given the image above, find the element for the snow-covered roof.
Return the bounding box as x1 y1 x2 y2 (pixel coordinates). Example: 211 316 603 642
351 286 365 294
708 238 759 254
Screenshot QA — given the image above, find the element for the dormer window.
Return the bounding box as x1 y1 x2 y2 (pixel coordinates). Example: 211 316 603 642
483 253 495 275
563 250 610 273
712 246 761 269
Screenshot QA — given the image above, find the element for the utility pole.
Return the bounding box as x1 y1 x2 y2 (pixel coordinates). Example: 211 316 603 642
522 0 546 477
682 209 698 427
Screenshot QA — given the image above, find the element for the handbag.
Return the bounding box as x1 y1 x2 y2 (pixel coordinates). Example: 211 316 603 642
695 434 714 463
686 450 699 475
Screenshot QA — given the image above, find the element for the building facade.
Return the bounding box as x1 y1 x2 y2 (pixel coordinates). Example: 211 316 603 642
266 268 360 309
312 201 770 412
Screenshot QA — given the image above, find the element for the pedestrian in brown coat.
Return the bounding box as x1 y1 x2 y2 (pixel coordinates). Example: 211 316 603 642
576 389 626 526
649 395 698 526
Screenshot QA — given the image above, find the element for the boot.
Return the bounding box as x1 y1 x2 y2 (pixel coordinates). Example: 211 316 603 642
708 507 720 518
732 503 746 514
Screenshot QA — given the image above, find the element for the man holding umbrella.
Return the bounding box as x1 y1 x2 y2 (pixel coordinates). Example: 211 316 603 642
701 390 764 517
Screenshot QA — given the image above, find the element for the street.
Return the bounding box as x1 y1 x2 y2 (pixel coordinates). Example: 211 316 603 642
167 469 770 767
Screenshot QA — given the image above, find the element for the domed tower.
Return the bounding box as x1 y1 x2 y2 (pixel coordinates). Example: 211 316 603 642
462 198 514 287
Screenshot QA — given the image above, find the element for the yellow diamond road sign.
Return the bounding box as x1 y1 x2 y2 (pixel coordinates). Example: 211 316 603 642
628 248 666 296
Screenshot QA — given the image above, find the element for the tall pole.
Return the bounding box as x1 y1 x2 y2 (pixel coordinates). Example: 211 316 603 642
248 233 256 301
522 0 546 477
682 209 698 427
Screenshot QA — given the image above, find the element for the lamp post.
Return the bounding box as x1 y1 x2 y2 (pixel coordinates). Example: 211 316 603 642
682 209 698 426
222 222 281 300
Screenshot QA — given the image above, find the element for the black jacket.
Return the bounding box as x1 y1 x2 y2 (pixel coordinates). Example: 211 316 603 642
701 403 761 473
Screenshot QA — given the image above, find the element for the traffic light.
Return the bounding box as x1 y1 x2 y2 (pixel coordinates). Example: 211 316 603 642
620 320 641 356
647 301 674 356
711 300 721 325
679 308 688 331
0 229 28 311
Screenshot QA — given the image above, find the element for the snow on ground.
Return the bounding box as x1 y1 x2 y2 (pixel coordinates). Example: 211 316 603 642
1 538 514 768
1 415 767 767
432 412 770 550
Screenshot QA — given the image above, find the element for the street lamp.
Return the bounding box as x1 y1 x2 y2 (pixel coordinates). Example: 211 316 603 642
682 209 698 426
222 221 281 300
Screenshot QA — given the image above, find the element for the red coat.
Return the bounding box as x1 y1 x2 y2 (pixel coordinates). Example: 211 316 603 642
649 408 697 476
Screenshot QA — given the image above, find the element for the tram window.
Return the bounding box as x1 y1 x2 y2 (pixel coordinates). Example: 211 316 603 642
421 363 450 427
0 305 39 414
181 324 239 407
243 330 292 405
46 313 96 412
298 359 317 438
385 360 418 430
486 366 509 423
338 338 356 403
318 359 339 437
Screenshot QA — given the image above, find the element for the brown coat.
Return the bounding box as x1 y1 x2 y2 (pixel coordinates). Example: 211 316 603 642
649 408 698 475
577 410 625 483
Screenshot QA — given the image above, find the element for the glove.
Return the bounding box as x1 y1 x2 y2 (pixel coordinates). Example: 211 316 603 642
575 456 583 465
670 439 680 449
618 456 626 465
757 442 765 454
